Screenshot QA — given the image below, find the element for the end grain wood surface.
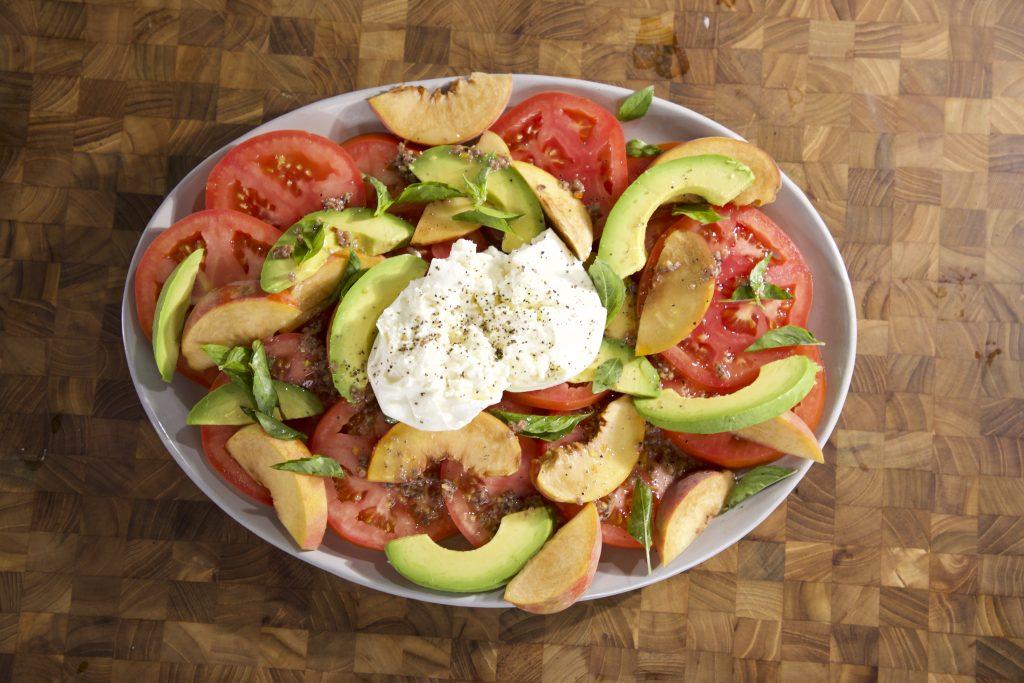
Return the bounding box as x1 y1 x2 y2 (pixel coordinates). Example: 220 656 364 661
1 0 1023 680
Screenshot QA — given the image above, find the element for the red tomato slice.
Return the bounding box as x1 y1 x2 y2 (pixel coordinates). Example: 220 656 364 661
310 400 455 550
640 206 813 393
262 332 336 403
664 348 827 469
507 383 609 412
491 92 628 227
205 130 365 230
626 141 680 184
340 133 424 221
441 437 542 547
134 209 281 385
548 422 699 548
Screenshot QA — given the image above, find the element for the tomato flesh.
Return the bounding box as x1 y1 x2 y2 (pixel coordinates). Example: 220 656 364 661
491 92 628 227
340 133 424 221
507 383 609 412
206 130 365 230
640 206 813 393
310 400 455 550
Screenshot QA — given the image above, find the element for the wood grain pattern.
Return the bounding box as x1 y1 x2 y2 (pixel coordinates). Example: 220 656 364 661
1 0 1023 680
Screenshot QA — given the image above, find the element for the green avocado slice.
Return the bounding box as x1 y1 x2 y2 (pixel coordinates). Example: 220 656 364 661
634 354 820 433
152 247 205 382
186 380 323 426
571 338 661 398
328 254 428 402
260 208 414 294
410 146 544 251
386 507 555 593
597 154 754 278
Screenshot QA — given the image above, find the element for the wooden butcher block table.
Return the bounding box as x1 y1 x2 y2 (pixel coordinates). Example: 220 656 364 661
1 0 1022 680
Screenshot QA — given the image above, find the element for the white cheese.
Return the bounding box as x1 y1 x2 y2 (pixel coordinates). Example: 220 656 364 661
368 230 605 431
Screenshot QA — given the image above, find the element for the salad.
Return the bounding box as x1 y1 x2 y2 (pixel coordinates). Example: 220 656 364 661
135 73 827 613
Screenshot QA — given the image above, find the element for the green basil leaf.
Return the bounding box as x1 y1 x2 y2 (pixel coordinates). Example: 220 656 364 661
394 181 465 204
763 283 794 300
490 410 592 442
364 175 393 216
203 344 253 389
249 340 278 415
333 252 364 302
453 207 519 233
627 479 654 575
463 167 490 206
271 455 345 478
745 325 824 352
299 221 327 265
729 254 793 306
729 284 756 301
618 85 654 121
242 407 307 441
592 358 623 393
201 344 232 367
587 258 626 325
671 202 725 224
724 466 795 510
626 139 661 157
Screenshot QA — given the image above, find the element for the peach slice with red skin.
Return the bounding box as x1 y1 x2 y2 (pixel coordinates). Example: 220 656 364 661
368 73 513 146
504 502 602 614
736 410 824 463
654 470 734 565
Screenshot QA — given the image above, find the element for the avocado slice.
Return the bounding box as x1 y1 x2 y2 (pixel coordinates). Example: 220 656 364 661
410 146 544 251
605 288 638 342
386 507 555 593
571 338 661 398
328 254 428 402
261 208 414 294
152 247 205 382
187 380 323 426
634 355 820 434
597 155 755 277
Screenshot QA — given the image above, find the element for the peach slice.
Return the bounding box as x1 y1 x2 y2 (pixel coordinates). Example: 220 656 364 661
410 197 480 245
504 502 602 614
654 470 734 565
534 396 646 503
367 412 521 482
368 73 513 146
226 425 328 550
512 160 594 260
635 230 717 356
180 281 304 371
735 410 824 463
652 137 780 207
475 130 511 156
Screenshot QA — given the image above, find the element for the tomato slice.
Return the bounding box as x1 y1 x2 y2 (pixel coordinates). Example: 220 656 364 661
134 209 281 385
664 348 827 469
441 437 542 547
507 383 609 411
262 331 336 403
310 400 455 550
548 421 699 548
205 130 365 230
491 92 628 227
640 206 814 393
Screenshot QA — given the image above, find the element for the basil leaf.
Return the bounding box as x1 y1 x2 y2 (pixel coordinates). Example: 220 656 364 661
395 181 465 204
490 410 592 442
271 455 345 478
453 206 520 233
729 254 793 306
724 466 795 511
627 479 654 575
463 167 490 206
249 340 278 415
202 344 232 367
763 283 793 300
333 252 364 302
587 258 626 324
300 221 327 265
626 139 661 157
730 283 756 301
672 202 725 224
618 85 654 121
242 407 307 441
203 344 252 389
745 325 824 352
364 175 393 216
592 358 623 393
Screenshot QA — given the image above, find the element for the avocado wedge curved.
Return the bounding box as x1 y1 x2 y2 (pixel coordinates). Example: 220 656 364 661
597 154 754 277
261 208 414 294
634 355 820 434
328 254 428 402
152 247 204 382
386 507 555 593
